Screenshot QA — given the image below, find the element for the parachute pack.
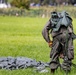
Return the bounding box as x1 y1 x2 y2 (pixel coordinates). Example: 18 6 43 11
50 11 72 32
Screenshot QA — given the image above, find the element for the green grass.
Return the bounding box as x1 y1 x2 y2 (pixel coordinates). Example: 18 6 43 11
0 16 76 75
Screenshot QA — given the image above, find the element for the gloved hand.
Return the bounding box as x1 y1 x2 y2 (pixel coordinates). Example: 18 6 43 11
48 41 53 48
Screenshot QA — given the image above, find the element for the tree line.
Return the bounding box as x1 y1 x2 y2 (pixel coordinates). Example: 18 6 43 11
7 0 76 9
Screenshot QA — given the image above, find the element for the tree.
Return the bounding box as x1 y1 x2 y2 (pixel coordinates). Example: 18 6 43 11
42 0 50 5
11 0 30 9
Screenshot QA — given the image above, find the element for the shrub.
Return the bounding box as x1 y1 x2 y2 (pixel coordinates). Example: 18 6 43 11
11 0 30 10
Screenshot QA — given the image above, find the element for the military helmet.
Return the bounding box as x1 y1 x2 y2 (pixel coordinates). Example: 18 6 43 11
51 11 59 19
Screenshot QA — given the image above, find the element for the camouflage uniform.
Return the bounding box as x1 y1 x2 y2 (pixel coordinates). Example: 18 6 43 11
42 12 74 71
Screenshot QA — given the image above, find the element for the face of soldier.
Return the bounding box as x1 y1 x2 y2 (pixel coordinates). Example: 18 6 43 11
51 12 59 22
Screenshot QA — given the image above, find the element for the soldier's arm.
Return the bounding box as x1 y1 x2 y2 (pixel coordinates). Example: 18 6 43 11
42 20 52 43
70 23 73 31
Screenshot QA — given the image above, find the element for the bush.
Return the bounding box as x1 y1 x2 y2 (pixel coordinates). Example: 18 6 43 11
0 6 76 18
0 8 25 16
11 0 30 10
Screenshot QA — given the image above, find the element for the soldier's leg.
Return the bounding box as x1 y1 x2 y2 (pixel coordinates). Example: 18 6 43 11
50 37 60 73
61 37 74 72
67 37 74 60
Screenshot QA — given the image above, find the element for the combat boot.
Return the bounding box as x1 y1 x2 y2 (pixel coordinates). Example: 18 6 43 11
51 69 55 73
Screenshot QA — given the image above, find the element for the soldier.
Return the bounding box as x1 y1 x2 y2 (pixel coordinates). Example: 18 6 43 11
42 11 74 73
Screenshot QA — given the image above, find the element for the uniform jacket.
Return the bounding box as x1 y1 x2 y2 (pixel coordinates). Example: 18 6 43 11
42 19 73 43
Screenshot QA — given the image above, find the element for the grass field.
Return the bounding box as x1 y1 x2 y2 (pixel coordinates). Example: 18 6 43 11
0 16 76 75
